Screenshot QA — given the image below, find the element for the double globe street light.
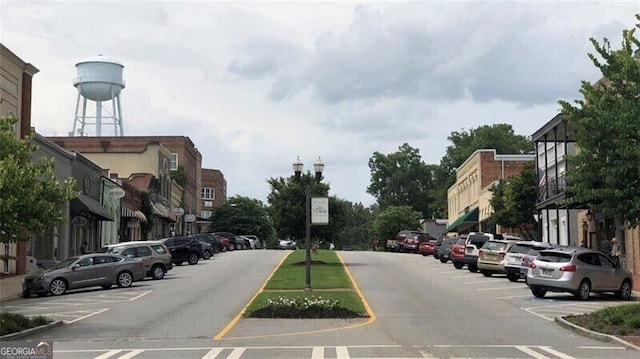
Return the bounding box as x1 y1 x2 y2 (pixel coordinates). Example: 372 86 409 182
293 156 324 291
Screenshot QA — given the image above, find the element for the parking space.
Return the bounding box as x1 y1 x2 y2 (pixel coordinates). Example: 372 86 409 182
421 255 634 322
2 287 152 324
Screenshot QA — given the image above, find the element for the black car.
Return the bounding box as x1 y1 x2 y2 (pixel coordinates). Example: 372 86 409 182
189 233 224 253
435 237 459 263
159 236 203 265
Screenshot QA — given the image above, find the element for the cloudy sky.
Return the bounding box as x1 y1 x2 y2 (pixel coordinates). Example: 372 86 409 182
2 1 638 206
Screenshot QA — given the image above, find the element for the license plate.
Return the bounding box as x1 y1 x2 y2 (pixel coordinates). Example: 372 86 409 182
541 268 553 277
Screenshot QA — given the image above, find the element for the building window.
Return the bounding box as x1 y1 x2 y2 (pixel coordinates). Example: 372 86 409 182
170 153 178 171
201 187 215 200
201 211 212 219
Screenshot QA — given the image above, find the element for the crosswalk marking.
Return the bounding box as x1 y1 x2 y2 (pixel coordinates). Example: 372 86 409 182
201 348 223 359
93 350 122 359
311 347 324 359
226 348 246 359
117 349 144 359
515 346 549 359
538 346 575 359
336 346 349 359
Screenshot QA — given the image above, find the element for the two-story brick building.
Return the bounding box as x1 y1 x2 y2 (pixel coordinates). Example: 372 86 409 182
446 149 535 234
197 168 227 232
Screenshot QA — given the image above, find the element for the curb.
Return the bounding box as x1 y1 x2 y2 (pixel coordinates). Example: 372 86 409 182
0 320 63 341
555 316 640 351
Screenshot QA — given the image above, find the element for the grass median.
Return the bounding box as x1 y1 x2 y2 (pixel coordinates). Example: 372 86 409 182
565 303 640 336
245 249 368 318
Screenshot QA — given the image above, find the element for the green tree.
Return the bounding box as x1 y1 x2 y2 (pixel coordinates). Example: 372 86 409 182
559 15 640 243
0 116 77 245
333 202 375 250
367 143 435 218
208 195 276 247
372 206 421 245
488 162 538 239
267 173 330 243
433 124 534 216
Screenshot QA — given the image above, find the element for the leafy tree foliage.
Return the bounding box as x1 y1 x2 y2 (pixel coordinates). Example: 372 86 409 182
266 173 332 243
560 15 640 239
367 143 435 218
0 117 77 243
488 162 538 239
333 202 375 250
371 206 421 243
208 195 276 247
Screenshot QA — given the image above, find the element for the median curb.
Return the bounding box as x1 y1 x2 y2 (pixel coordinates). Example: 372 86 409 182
0 320 63 341
555 316 640 351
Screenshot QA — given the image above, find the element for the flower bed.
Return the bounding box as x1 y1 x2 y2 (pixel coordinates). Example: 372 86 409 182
248 295 362 318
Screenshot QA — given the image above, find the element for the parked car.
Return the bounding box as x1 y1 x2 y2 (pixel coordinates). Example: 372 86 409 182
278 239 297 250
197 240 215 259
235 236 250 250
450 237 468 269
401 232 434 253
104 240 173 280
477 239 518 277
419 239 438 256
190 233 224 253
213 232 240 250
503 241 552 282
22 254 146 297
436 237 459 263
240 234 262 249
462 232 494 273
527 247 633 300
387 230 425 252
159 236 203 265
432 238 446 260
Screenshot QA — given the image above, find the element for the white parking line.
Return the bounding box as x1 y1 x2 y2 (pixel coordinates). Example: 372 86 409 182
66 308 110 324
128 290 152 301
477 286 524 291
497 294 532 299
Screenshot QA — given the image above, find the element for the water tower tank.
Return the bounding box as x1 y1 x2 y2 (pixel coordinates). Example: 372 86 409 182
74 55 125 101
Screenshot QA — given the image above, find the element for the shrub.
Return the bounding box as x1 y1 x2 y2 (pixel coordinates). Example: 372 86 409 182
0 312 53 336
249 296 361 318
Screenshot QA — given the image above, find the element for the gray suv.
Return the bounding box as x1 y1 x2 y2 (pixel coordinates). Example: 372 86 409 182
105 241 173 280
527 246 633 301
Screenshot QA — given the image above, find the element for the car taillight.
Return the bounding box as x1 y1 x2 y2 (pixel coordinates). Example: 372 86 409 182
499 252 506 258
560 264 577 272
479 249 484 257
530 262 537 268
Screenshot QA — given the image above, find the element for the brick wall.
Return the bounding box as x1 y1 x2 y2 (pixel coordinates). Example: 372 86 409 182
480 152 531 188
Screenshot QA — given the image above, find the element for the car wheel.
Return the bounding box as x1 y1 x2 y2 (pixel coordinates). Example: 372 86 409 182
203 250 212 260
575 280 591 301
468 265 478 273
50 278 67 296
187 253 199 265
117 271 133 288
453 261 463 269
616 279 632 300
506 273 519 282
440 258 448 264
151 264 165 280
531 286 546 298
229 244 235 251
481 270 492 277
101 284 113 289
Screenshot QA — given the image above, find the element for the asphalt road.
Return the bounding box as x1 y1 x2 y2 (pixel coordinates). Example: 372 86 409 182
3 249 638 358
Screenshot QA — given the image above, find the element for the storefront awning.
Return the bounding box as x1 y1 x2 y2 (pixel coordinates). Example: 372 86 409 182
151 200 176 222
122 206 147 223
135 210 147 223
71 194 113 221
444 207 479 233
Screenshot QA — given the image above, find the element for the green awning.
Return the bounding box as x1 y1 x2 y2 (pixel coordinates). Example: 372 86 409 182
444 207 479 232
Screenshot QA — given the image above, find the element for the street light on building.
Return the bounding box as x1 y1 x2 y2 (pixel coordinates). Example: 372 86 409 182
293 156 324 291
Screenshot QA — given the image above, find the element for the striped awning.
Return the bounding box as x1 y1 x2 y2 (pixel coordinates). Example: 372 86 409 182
122 207 147 223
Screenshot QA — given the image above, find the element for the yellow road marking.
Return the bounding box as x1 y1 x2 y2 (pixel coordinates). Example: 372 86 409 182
218 251 376 341
213 251 292 340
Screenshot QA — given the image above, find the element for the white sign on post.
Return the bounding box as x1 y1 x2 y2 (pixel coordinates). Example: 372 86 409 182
311 197 329 225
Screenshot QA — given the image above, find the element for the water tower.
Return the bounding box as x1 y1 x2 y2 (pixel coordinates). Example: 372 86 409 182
71 55 125 136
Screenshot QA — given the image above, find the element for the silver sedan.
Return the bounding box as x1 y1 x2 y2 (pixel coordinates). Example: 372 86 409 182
22 253 146 297
527 246 633 300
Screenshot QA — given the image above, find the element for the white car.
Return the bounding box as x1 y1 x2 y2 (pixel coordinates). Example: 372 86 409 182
278 239 297 250
240 235 261 249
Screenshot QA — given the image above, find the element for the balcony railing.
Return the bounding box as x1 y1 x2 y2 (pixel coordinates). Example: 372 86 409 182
538 174 567 202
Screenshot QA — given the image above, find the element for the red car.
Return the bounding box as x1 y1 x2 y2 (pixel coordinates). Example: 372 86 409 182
450 237 468 269
419 239 438 256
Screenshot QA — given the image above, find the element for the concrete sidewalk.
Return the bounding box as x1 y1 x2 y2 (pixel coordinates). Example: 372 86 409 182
0 274 25 302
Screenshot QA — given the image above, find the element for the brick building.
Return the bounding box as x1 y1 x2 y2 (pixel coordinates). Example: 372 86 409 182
1 44 38 274
446 149 535 234
197 168 227 232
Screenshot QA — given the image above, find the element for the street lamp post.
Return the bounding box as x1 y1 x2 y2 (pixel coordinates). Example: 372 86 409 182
293 156 324 291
